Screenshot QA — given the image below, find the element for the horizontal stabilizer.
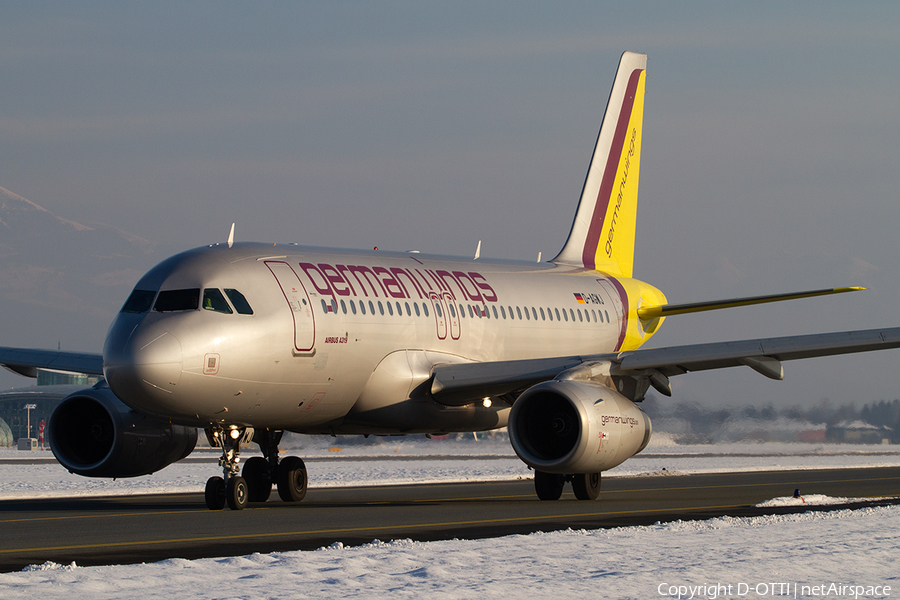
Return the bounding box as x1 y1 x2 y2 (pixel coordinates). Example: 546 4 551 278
636 287 864 320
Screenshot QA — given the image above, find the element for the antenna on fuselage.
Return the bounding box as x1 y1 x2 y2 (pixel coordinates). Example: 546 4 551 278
474 240 481 260
227 223 235 248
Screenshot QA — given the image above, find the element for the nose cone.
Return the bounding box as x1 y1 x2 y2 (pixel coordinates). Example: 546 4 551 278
104 315 183 414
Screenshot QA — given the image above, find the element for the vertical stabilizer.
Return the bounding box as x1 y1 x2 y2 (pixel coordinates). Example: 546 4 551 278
552 52 647 277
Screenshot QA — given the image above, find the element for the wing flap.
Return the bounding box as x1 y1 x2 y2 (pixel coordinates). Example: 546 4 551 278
0 347 104 378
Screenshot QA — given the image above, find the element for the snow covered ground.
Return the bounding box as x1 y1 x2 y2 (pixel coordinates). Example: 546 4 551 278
1 437 898 598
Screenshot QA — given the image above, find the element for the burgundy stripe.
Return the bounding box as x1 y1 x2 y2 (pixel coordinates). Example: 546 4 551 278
607 277 630 351
582 69 643 270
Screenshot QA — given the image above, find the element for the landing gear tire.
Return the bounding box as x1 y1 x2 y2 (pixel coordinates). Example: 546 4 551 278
242 457 272 503
205 476 226 510
534 470 565 501
572 472 601 500
277 456 308 502
226 476 249 510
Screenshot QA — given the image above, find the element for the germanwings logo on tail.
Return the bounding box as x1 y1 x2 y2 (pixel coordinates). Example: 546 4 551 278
552 51 646 279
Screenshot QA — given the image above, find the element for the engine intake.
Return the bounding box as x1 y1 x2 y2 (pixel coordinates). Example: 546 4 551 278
48 383 196 477
509 380 651 474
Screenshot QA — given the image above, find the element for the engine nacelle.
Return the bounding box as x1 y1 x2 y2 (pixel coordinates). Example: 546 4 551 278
48 382 197 478
508 380 651 474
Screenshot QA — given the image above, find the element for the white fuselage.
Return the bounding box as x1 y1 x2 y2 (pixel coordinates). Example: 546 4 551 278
103 242 636 435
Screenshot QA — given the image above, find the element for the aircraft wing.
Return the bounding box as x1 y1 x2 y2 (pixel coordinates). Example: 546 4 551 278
0 346 104 378
430 327 900 405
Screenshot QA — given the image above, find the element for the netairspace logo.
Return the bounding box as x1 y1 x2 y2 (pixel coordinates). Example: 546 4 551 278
658 582 892 599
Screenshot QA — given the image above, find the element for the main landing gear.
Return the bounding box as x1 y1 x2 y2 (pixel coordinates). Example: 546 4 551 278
534 471 602 501
204 426 308 510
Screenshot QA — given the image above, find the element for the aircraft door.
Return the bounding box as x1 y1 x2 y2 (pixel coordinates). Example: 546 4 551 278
430 293 447 340
443 292 460 340
266 261 315 354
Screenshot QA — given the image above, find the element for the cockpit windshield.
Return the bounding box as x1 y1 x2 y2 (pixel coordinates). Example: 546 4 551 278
121 289 157 313
202 289 233 314
123 286 252 315
153 289 201 312
224 289 254 315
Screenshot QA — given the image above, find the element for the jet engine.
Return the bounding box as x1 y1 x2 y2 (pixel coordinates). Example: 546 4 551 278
48 382 196 478
508 380 651 474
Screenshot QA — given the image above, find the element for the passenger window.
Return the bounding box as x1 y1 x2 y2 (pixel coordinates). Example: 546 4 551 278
492 306 498 319
532 307 537 320
578 309 583 322
387 302 394 316
378 301 384 315
458 304 464 318
414 303 421 317
555 308 561 321
605 310 610 322
540 307 545 321
436 303 442 318
563 309 568 322
350 300 357 315
321 299 328 314
547 307 553 321
508 306 514 319
500 306 506 319
359 301 366 315
224 289 254 315
341 300 347 314
396 301 402 315
570 309 575 322
423 303 429 317
449 304 456 318
121 289 156 313
154 289 200 312
524 306 530 320
468 305 474 318
516 306 522 320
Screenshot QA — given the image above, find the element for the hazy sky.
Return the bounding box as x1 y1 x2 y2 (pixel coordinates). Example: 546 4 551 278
2 2 900 407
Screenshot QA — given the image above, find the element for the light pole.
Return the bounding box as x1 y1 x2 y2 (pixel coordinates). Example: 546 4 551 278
24 404 36 438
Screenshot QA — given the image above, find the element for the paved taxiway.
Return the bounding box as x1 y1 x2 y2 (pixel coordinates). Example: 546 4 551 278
1 466 898 572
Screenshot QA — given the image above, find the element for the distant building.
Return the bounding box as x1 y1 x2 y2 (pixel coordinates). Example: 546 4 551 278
0 368 98 443
827 420 893 444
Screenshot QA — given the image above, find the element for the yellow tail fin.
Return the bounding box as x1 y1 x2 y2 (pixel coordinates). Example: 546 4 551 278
553 51 646 277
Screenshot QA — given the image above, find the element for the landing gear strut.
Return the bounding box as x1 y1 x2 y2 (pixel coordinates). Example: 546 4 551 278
205 426 253 510
204 426 308 510
534 471 601 501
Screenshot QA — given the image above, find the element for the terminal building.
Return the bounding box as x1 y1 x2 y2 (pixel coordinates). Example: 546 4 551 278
0 369 102 447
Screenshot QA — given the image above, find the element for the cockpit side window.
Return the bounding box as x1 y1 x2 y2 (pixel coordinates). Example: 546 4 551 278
224 289 254 315
153 288 200 312
203 289 233 314
121 289 157 314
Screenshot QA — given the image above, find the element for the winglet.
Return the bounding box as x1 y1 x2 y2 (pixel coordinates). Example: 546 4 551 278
553 51 647 277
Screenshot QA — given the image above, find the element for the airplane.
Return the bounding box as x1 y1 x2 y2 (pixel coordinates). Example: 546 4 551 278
3 51 900 510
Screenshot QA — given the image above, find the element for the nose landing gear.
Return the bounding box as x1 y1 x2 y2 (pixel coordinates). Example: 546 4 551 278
204 426 308 510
